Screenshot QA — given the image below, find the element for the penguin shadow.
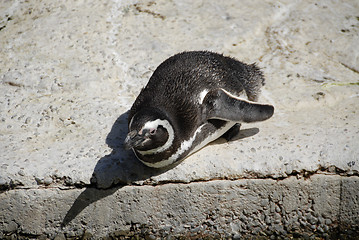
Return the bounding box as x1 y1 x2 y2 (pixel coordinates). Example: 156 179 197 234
61 115 260 227
210 124 260 146
61 111 173 227
226 127 260 141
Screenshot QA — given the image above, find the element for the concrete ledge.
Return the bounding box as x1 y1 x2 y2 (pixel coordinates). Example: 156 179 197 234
1 175 358 239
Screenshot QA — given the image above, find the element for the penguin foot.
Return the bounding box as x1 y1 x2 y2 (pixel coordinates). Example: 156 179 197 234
222 123 241 142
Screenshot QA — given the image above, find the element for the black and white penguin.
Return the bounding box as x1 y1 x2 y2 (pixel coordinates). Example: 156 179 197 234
124 51 274 168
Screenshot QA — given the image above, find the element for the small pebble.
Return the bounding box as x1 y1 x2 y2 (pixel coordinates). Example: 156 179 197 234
260 199 269 207
0 176 8 186
25 117 32 124
5 221 18 233
54 233 66 240
44 176 53 185
325 218 332 225
233 234 241 240
18 170 25 176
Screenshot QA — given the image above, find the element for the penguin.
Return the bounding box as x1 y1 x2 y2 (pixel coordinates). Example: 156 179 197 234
124 51 274 168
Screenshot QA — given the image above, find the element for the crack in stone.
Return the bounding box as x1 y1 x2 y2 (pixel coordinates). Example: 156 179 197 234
340 62 359 75
0 15 12 31
1 165 358 192
132 165 359 189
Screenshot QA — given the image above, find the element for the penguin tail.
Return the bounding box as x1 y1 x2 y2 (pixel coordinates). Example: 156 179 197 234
240 62 265 102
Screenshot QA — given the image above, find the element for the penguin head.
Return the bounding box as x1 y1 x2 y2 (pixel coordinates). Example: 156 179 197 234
124 109 174 154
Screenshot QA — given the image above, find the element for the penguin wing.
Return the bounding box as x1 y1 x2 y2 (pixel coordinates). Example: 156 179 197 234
201 88 274 123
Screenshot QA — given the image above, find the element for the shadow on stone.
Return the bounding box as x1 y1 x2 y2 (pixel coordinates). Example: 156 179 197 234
62 111 172 227
90 110 171 188
61 186 121 227
210 126 260 146
232 127 259 141
62 112 261 227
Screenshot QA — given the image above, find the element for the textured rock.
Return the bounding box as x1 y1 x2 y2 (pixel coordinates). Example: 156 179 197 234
0 175 358 238
1 0 358 189
0 0 358 238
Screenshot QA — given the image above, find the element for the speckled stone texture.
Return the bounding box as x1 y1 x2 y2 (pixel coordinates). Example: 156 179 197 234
1 175 359 239
0 0 358 238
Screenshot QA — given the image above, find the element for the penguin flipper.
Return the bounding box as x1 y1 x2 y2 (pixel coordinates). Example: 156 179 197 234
202 89 274 123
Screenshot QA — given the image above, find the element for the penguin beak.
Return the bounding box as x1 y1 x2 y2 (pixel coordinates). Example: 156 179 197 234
124 130 147 150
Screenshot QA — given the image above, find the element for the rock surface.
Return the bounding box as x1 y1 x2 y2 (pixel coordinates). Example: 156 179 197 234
1 175 359 239
0 0 358 238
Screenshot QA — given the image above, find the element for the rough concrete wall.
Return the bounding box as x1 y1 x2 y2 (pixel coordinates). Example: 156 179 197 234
1 0 359 239
1 175 359 239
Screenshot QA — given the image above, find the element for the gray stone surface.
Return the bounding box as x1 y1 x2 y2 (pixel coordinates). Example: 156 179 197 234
1 175 359 238
0 0 359 238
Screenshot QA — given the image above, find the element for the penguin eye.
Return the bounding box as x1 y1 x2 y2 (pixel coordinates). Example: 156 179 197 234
149 129 156 135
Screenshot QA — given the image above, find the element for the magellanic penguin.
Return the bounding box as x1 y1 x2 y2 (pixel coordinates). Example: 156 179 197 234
124 51 274 168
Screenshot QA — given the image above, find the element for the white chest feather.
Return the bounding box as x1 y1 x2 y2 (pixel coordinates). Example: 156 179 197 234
187 121 234 156
140 121 235 168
